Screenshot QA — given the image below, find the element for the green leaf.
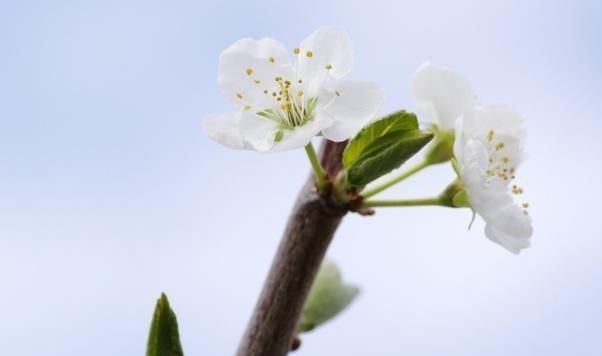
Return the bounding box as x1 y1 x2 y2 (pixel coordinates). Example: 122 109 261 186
346 130 434 187
147 293 184 356
298 259 360 333
343 110 419 168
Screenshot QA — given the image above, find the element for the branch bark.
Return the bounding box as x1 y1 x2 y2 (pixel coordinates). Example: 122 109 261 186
235 140 348 356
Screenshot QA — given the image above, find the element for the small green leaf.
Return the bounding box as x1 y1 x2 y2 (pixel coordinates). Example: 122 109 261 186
147 293 184 356
298 259 359 333
343 110 419 168
347 130 434 187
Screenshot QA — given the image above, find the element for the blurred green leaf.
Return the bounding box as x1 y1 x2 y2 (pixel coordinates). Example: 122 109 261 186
147 293 184 356
343 110 419 168
347 130 434 187
298 259 360 333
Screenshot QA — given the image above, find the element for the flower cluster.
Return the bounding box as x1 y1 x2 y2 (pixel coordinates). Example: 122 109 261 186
204 28 533 254
412 63 533 253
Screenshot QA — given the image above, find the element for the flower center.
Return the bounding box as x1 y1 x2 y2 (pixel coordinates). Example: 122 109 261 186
256 76 318 130
485 130 530 215
235 48 336 137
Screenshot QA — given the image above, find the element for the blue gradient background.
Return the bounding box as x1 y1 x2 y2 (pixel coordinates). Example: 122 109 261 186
1 0 601 355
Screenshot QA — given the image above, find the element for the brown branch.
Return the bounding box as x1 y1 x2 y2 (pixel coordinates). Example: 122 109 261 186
235 140 348 356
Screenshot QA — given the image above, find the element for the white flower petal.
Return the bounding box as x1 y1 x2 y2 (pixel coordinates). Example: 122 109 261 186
202 112 246 149
461 105 526 142
321 80 384 142
218 38 292 107
459 137 533 254
484 204 533 254
411 63 477 130
238 111 280 152
296 27 354 96
270 114 335 152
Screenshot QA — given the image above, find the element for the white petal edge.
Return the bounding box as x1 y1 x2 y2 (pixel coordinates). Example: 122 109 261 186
484 207 533 254
202 112 245 149
321 80 384 142
411 62 477 130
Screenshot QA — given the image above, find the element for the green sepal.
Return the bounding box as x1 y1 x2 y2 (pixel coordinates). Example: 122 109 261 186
424 126 455 165
274 129 285 142
298 259 359 333
146 293 184 356
439 179 472 208
452 189 471 208
451 158 461 177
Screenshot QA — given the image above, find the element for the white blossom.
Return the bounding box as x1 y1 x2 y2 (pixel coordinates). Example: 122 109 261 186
454 106 533 254
203 27 384 152
412 63 533 253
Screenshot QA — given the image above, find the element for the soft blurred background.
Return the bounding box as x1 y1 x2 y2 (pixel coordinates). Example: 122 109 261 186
1 0 601 355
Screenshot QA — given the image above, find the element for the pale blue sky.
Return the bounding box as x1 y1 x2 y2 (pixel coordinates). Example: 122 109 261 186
1 0 601 355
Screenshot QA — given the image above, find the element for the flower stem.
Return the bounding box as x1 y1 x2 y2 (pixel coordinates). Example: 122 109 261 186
305 142 328 191
362 196 442 208
362 160 431 198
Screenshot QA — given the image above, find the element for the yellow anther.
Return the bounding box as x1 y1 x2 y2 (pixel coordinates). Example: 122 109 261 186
268 56 275 63
284 80 291 86
298 79 303 83
487 130 495 141
275 76 282 81
254 79 261 84
495 142 505 151
523 203 530 208
306 50 313 57
244 105 251 110
272 92 277 97
246 68 253 76
293 48 300 54
335 90 340 96
263 89 268 94
501 157 509 163
236 93 243 99
325 64 332 70
297 90 304 96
